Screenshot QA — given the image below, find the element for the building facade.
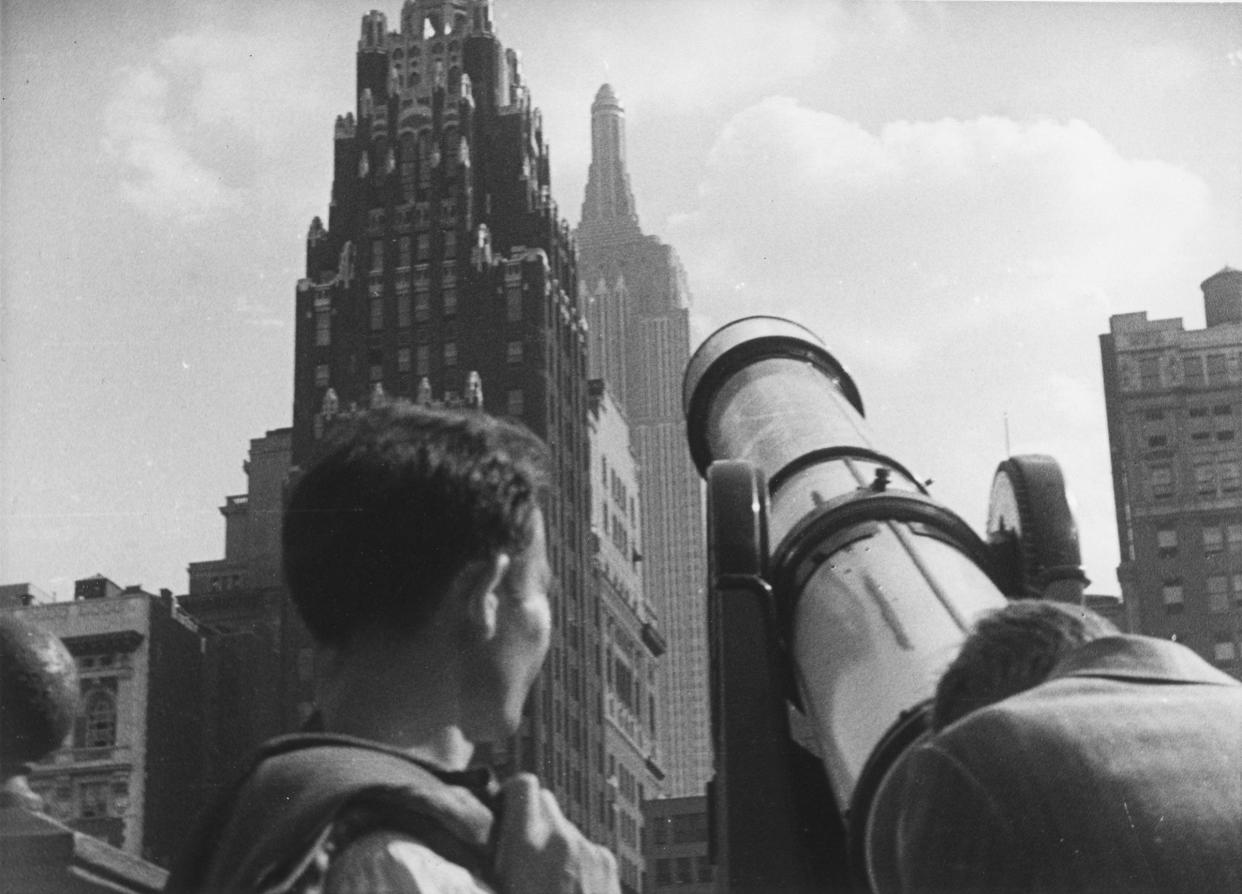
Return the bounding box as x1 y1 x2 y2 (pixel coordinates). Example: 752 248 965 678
1100 267 1242 677
0 576 206 867
283 0 607 841
589 379 666 893
182 428 301 796
577 83 709 797
644 795 714 893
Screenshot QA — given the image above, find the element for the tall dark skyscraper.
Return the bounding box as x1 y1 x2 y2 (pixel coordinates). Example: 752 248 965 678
578 84 710 796
189 0 609 840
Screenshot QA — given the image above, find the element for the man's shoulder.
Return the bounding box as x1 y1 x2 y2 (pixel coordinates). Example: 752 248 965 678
325 831 497 894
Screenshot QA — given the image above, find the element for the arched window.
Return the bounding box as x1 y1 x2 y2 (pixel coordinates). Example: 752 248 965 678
83 690 117 748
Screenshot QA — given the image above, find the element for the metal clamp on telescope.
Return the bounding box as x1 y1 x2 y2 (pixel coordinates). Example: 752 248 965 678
683 317 1088 892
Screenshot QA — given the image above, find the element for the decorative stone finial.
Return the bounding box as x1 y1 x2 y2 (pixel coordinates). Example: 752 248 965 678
1 616 79 808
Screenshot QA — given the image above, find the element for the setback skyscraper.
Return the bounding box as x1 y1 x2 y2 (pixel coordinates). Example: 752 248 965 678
187 0 609 841
288 0 604 838
1100 267 1242 678
577 84 710 797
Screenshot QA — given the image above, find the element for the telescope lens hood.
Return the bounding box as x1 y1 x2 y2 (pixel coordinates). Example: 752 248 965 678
683 316 864 477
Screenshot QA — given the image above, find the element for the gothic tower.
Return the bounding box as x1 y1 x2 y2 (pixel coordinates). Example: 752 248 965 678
288 0 604 838
578 84 710 797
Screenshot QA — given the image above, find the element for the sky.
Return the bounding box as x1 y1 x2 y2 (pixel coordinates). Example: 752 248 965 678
2 0 1240 601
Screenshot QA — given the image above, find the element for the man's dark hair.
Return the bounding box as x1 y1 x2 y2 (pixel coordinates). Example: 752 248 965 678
932 600 1117 732
282 403 549 647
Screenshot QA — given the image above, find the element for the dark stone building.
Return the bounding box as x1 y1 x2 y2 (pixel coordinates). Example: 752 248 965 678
577 84 709 797
1100 267 1242 677
192 0 607 841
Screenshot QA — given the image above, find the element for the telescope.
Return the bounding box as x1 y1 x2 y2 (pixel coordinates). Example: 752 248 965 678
683 317 1088 891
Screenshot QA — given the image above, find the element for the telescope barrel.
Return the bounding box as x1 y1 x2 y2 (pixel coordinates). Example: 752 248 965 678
685 317 1007 820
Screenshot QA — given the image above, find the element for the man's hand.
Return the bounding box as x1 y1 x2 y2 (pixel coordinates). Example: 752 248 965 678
494 774 620 894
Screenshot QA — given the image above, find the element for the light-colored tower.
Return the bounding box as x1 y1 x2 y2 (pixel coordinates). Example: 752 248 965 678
1100 267 1242 678
578 84 710 797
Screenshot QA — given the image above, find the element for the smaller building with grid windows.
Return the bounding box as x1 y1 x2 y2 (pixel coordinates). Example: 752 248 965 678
0 575 207 867
644 795 714 893
1100 267 1242 677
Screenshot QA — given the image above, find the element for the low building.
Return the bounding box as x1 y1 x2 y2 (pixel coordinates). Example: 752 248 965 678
644 795 714 893
0 576 207 868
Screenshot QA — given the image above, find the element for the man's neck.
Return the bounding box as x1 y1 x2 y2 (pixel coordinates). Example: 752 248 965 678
315 636 475 772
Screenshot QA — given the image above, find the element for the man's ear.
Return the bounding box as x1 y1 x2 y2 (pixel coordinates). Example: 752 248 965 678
459 552 511 640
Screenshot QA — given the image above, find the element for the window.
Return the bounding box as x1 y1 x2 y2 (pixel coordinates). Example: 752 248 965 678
1204 526 1224 555
676 857 693 884
507 340 524 364
1227 523 1242 554
506 286 523 322
416 345 430 376
315 310 331 346
1184 357 1205 387
443 341 458 367
655 859 671 885
314 364 329 388
414 287 430 322
397 292 412 328
78 780 110 818
1147 435 1168 449
1150 465 1174 499
1216 430 1235 441
1143 409 1165 421
1208 576 1230 613
1213 637 1237 664
443 286 458 317
1156 527 1178 557
1207 353 1228 384
370 362 383 383
83 690 117 748
370 239 384 273
397 347 412 373
1194 464 1216 496
507 389 525 417
1188 405 1209 418
370 297 384 331
1138 356 1160 389
1161 582 1184 613
398 236 412 268
1213 404 1234 416
416 233 431 261
443 229 457 258
1234 574 1242 604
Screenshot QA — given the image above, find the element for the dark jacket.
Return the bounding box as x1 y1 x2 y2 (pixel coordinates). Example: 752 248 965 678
165 733 498 893
890 635 1242 893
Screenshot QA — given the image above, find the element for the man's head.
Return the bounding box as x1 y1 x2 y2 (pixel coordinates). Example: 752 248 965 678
283 403 550 651
932 599 1117 732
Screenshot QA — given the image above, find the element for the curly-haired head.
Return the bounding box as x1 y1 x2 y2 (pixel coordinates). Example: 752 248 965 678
932 599 1117 732
282 403 549 647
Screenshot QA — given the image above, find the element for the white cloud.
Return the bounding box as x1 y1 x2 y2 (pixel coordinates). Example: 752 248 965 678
672 97 1216 341
669 97 1236 590
103 65 239 221
101 23 335 223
